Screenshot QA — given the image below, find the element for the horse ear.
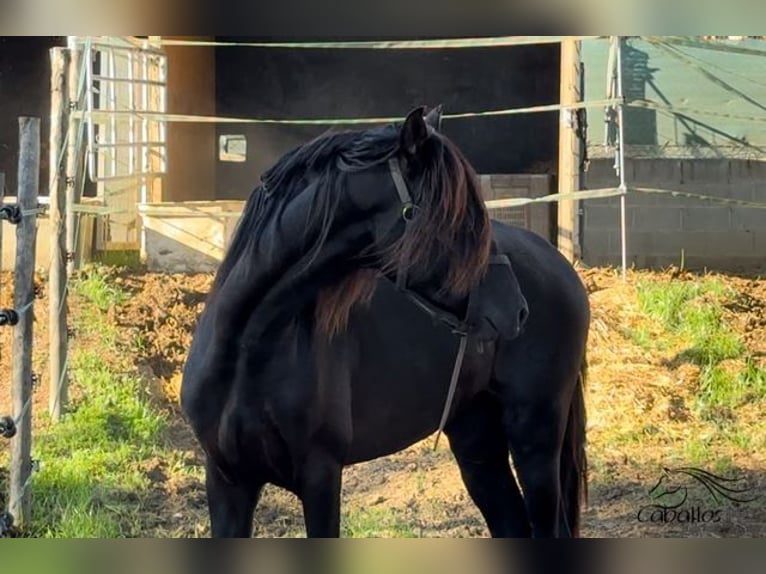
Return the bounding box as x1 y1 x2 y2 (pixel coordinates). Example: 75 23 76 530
400 106 429 156
424 104 443 131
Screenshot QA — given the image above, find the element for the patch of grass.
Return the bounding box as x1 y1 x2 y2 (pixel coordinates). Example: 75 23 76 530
637 278 742 364
134 333 150 355
697 359 766 415
94 249 142 269
50 352 164 451
683 436 713 467
680 334 743 366
629 279 743 368
726 429 755 452
17 266 168 538
415 470 427 495
626 325 654 349
342 507 418 538
28 350 166 537
677 304 743 365
712 456 736 475
635 277 765 420
637 278 727 330
73 265 128 311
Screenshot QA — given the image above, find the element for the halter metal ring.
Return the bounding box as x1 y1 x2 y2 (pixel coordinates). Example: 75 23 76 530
402 203 417 222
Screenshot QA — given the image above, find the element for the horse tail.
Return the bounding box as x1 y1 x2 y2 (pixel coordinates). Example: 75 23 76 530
560 352 588 537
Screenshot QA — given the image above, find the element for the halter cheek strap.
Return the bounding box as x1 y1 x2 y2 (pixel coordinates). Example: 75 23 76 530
387 157 418 290
388 157 413 207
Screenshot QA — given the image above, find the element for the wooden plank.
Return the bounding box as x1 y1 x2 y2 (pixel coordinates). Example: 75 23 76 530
104 241 140 251
557 38 583 262
9 117 40 528
48 48 69 422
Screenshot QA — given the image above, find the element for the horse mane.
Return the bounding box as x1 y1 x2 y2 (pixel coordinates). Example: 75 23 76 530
208 117 491 339
315 269 380 338
209 124 399 298
315 132 492 337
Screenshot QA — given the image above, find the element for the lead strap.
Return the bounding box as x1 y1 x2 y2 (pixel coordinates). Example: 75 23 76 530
432 334 469 450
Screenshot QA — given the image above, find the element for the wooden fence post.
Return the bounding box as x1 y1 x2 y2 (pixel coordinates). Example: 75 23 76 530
66 42 83 277
49 47 70 422
557 38 584 262
9 117 41 528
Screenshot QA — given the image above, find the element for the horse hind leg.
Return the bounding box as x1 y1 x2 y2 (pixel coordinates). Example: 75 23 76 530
501 401 566 538
445 392 531 537
501 374 582 538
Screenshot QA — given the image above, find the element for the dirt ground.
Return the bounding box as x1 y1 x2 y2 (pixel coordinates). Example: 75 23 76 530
1 265 765 537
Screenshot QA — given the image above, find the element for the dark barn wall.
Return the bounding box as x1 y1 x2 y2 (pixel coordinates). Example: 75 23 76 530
214 38 560 200
0 37 63 198
164 39 217 203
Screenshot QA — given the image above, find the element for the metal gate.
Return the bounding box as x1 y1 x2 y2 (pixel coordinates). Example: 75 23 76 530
72 36 167 251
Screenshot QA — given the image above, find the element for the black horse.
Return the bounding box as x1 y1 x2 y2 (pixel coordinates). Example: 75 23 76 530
180 106 590 538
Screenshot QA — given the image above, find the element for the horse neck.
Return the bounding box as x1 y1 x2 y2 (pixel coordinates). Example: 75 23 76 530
236 217 376 342
212 184 352 331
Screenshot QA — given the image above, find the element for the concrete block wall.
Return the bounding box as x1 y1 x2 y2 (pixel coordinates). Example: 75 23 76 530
481 174 556 243
581 158 766 272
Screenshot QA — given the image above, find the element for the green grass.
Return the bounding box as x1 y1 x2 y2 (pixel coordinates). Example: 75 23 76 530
341 507 418 538
93 250 142 269
683 435 714 467
17 266 168 537
74 265 128 311
698 358 766 415
636 278 727 329
636 278 742 365
626 325 654 349
633 277 766 419
630 279 742 362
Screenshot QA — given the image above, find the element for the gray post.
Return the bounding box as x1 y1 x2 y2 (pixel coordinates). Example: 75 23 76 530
48 47 70 422
615 36 628 280
9 117 41 528
66 41 83 276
